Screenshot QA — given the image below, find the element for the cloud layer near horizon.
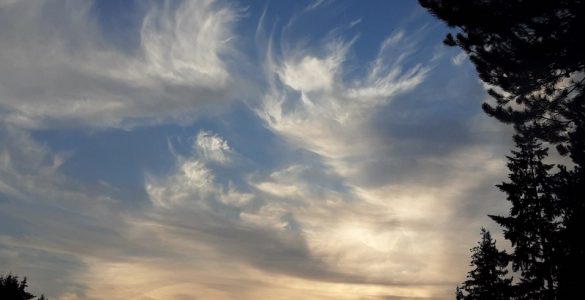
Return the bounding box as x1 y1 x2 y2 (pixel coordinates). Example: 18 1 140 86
0 1 514 299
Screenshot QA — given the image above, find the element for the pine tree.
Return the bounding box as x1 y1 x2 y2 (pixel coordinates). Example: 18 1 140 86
0 274 35 300
489 130 560 299
457 228 512 300
418 0 585 153
418 1 585 297
554 164 585 298
0 274 47 300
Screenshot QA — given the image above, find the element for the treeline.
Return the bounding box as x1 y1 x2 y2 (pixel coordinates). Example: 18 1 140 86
419 0 585 299
0 274 47 300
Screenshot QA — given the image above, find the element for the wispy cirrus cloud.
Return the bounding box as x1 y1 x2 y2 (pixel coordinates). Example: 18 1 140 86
251 10 513 297
0 0 243 129
259 27 429 173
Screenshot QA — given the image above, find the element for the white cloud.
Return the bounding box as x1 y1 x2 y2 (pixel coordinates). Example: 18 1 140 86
139 0 233 86
251 18 514 298
304 0 331 11
0 121 510 299
147 159 214 208
0 0 242 129
452 51 467 65
250 148 506 281
196 131 233 164
259 31 429 165
278 39 350 92
147 131 251 210
142 130 492 298
349 18 362 28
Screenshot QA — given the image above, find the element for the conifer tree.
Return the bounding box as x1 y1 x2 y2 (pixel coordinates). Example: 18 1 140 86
553 164 585 298
418 1 585 297
418 0 585 154
489 130 560 299
456 228 512 300
0 274 47 300
0 274 35 300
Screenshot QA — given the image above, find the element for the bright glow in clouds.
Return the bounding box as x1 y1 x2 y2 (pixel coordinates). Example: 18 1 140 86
0 1 514 299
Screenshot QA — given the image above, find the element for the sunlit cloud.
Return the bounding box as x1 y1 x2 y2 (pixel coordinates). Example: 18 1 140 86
259 30 429 165
196 131 234 164
0 0 242 128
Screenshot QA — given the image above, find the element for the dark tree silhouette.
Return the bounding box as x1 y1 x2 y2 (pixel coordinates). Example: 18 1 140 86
490 130 560 299
456 228 512 300
553 163 585 298
418 0 585 154
0 274 47 300
0 274 35 300
418 0 585 297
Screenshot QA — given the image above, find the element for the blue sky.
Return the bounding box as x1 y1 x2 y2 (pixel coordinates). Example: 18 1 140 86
0 1 515 299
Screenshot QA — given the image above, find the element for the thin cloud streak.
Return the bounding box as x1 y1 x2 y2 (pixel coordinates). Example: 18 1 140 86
0 0 243 128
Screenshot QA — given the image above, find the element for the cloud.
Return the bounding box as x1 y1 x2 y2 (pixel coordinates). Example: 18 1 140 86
451 51 467 66
259 27 429 174
196 131 234 164
251 13 514 298
145 132 348 282
0 0 243 129
0 2 517 299
141 129 484 299
304 0 332 12
0 103 510 299
0 125 137 297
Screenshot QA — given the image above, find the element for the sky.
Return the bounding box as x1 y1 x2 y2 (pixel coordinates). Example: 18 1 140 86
0 0 516 299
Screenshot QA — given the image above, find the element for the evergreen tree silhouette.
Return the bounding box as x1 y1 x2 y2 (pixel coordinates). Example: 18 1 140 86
418 0 585 151
553 93 585 298
490 130 560 299
0 274 47 300
456 228 512 300
0 274 35 300
418 0 585 297
553 163 585 298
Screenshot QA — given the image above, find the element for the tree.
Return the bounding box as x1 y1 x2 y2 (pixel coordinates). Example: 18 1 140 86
0 274 35 300
553 164 585 298
418 0 585 297
418 0 585 160
0 274 47 300
456 228 512 300
489 130 560 299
